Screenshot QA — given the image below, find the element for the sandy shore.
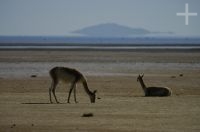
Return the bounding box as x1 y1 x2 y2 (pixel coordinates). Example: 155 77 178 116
0 50 200 132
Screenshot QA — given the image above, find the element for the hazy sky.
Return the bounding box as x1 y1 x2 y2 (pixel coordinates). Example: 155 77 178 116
0 0 200 36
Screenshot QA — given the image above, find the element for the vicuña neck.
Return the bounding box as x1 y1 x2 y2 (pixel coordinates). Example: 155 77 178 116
81 76 93 97
139 77 147 92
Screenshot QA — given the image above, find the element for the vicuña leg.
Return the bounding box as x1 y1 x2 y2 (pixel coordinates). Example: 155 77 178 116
49 79 59 103
52 85 59 103
49 84 53 103
67 81 76 103
49 81 57 103
73 84 78 103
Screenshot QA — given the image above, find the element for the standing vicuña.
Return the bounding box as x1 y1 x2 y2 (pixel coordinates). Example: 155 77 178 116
49 67 97 103
137 74 172 96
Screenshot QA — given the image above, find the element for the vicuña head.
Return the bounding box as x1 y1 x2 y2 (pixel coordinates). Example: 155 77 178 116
89 90 97 103
137 74 172 97
49 66 97 103
137 74 144 83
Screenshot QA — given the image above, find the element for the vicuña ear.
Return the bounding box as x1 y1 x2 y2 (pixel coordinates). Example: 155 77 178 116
93 90 97 94
141 74 144 77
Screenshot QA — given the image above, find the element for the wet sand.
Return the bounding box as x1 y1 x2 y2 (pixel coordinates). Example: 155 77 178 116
0 50 200 132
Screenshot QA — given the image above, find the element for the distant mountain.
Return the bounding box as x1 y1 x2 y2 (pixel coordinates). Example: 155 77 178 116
72 23 151 37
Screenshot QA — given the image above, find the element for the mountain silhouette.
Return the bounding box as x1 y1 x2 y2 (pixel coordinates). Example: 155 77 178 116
72 23 151 37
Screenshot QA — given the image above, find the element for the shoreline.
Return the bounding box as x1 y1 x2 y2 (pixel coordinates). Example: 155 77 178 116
1 42 200 52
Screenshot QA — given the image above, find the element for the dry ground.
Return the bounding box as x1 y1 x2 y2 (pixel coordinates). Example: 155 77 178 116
0 50 200 132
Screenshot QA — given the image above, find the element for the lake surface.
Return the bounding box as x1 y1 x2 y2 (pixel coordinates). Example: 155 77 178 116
1 36 200 44
1 36 200 50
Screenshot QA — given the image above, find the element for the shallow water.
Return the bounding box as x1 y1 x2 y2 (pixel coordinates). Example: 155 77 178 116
0 62 199 78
